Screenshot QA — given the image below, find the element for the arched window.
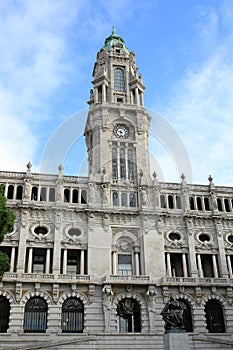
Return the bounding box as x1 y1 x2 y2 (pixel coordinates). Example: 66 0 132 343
62 298 84 333
178 299 193 332
24 297 48 333
128 149 135 181
160 195 166 208
0 297 10 333
217 198 223 211
113 192 119 206
81 190 87 204
120 149 126 180
204 197 210 211
129 193 136 207
64 188 70 203
112 148 118 180
196 197 203 210
189 196 195 210
31 186 38 201
205 300 225 333
7 185 14 199
40 187 47 201
49 188 55 202
224 198 230 212
72 189 79 203
16 185 23 200
114 68 125 91
168 195 174 209
176 195 182 209
121 193 127 206
117 298 141 333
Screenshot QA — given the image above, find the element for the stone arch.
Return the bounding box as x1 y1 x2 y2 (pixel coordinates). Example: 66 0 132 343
202 295 226 333
21 290 52 305
113 292 147 333
176 293 194 332
113 230 139 247
58 291 89 306
201 293 227 307
0 289 15 304
58 291 88 332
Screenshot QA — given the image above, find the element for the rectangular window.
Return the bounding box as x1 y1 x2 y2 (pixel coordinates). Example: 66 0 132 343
118 254 132 275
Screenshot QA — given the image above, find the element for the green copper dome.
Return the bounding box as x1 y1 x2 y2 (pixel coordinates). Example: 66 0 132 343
103 27 129 53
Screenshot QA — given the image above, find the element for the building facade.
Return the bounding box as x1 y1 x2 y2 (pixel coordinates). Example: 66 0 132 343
0 29 233 349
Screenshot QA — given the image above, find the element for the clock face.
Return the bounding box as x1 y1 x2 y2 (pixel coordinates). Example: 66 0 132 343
113 124 129 139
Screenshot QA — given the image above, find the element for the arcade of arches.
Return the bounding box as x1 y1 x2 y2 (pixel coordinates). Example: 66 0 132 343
0 295 227 334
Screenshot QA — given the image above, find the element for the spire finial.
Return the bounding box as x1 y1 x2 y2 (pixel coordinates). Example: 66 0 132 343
112 26 116 35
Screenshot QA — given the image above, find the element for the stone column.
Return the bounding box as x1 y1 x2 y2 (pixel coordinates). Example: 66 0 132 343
197 254 203 278
185 218 198 277
112 249 117 275
45 248 51 274
215 219 229 277
16 211 29 275
10 247 15 273
27 248 33 273
182 253 188 277
80 249 85 275
134 249 140 276
63 249 67 274
53 212 62 276
227 255 233 278
166 253 172 277
102 84 106 102
134 87 138 104
212 254 219 278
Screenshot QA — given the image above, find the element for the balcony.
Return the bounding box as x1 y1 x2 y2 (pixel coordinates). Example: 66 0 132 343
2 272 90 283
58 274 90 282
163 276 233 286
105 274 150 284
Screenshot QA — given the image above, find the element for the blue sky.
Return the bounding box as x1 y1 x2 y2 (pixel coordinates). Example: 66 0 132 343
0 0 233 185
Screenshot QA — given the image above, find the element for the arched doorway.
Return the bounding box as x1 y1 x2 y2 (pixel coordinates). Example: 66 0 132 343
61 297 84 333
117 298 141 333
178 299 193 332
205 299 225 333
24 297 48 333
0 297 10 332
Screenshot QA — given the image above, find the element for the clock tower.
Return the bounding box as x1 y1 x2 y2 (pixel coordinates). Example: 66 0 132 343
85 28 151 189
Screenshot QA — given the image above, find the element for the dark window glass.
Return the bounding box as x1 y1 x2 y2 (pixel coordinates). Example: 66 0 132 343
168 195 174 209
217 198 223 211
72 189 78 203
16 185 23 200
114 68 125 91
190 197 195 210
7 185 14 199
62 298 84 333
64 189 70 203
176 196 182 209
160 195 166 208
204 197 210 211
205 300 225 333
117 298 141 333
40 187 46 201
31 186 38 201
49 188 55 202
81 190 87 204
0 297 10 333
196 197 203 210
24 297 47 333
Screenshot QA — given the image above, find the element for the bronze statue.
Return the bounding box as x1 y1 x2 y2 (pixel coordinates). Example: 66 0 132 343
161 296 186 332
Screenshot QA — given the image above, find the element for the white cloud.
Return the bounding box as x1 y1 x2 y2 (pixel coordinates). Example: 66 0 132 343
160 2 233 185
0 0 83 171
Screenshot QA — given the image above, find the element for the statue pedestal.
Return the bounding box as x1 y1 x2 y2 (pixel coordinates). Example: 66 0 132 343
164 331 190 350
